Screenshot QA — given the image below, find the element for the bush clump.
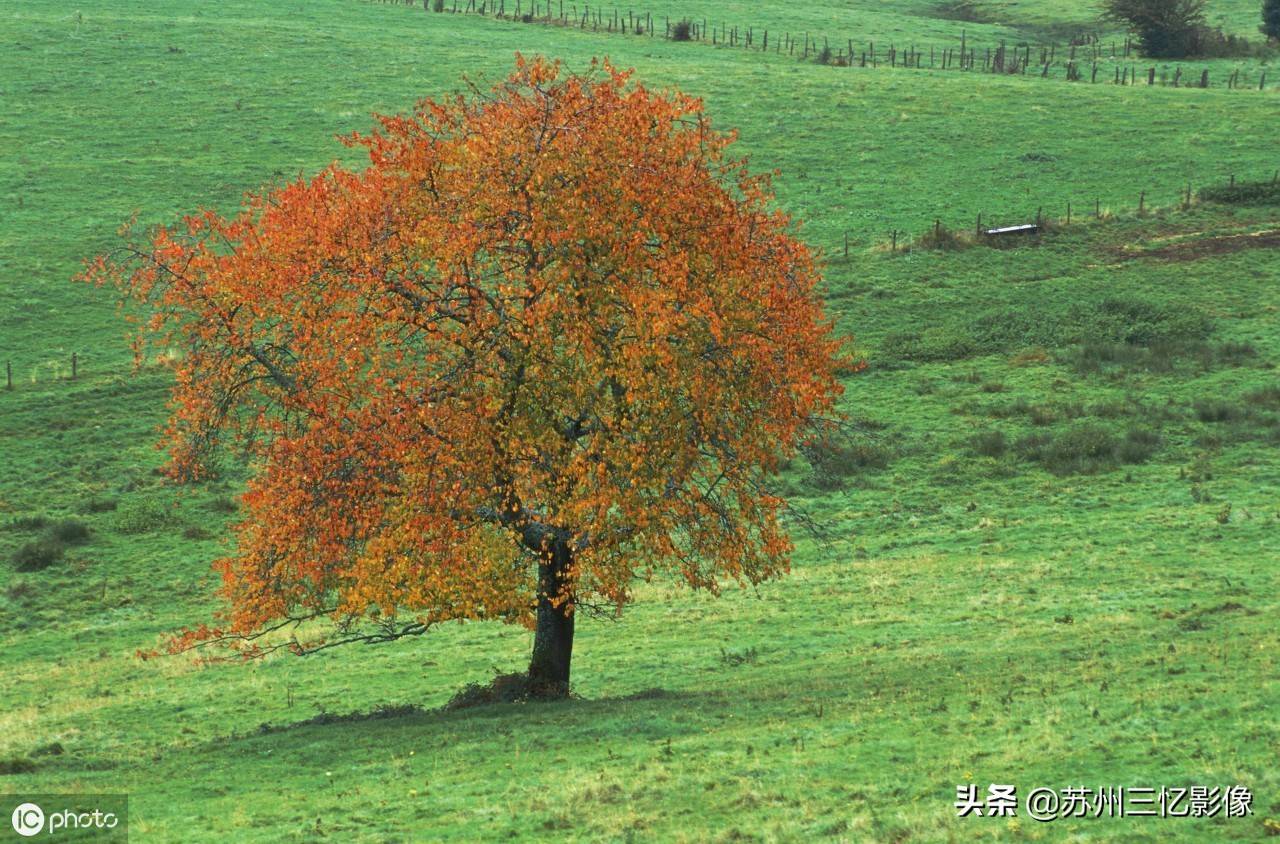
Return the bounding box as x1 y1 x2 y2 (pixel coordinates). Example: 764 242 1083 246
49 519 91 544
882 327 977 363
80 497 119 514
12 539 65 572
1198 179 1280 206
1103 0 1257 57
670 19 693 41
802 436 892 489
111 499 174 535
1016 423 1158 474
970 429 1009 457
885 296 1211 368
1194 399 1245 423
5 515 49 532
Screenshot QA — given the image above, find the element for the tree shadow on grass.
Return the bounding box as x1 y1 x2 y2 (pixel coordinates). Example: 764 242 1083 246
220 684 723 756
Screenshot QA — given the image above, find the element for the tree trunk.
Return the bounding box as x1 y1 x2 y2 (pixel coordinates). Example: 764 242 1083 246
528 535 574 697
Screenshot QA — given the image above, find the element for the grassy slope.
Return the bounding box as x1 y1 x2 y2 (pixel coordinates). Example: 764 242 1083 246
1 1 1278 842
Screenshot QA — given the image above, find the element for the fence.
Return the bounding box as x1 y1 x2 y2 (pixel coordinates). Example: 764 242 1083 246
865 171 1280 256
372 0 1278 92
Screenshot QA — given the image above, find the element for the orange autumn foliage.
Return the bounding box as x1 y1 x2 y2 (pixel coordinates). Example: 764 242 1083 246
84 56 851 657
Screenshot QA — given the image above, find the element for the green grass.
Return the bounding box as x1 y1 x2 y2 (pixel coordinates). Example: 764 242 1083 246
2 1 1278 841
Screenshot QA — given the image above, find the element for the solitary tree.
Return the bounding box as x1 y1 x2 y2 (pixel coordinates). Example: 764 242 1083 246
85 57 849 697
1264 0 1280 40
1103 0 1208 57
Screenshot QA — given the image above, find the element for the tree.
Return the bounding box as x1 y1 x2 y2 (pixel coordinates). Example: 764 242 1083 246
84 56 850 697
1103 0 1208 57
1264 0 1280 40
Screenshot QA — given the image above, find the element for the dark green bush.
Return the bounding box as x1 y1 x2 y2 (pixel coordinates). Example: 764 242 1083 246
49 519 91 544
970 429 1009 458
1244 383 1280 408
671 19 693 40
4 515 48 532
111 499 174 535
882 328 977 362
890 297 1212 367
1116 427 1161 463
1194 399 1244 423
1071 296 1212 347
803 437 892 489
1199 179 1280 205
1040 423 1119 474
1017 422 1159 474
13 539 65 572
0 757 38 775
80 497 119 514
1103 0 1206 58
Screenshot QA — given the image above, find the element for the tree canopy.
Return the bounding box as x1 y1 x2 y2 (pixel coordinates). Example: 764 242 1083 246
85 56 849 691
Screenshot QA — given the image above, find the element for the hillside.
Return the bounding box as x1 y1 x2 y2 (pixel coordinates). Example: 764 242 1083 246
1 1 1277 841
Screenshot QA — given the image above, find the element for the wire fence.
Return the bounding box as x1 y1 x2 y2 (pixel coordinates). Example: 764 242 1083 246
374 0 1278 92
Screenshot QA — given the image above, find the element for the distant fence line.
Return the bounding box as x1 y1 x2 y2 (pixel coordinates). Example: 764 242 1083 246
865 171 1280 257
371 0 1276 92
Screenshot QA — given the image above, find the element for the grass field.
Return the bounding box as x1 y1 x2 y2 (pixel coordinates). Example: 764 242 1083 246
2 1 1278 841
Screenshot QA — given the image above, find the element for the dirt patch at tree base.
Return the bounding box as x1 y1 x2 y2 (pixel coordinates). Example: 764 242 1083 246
445 672 572 709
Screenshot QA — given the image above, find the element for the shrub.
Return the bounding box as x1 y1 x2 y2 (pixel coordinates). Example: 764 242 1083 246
432 0 444 10
13 538 65 572
1103 0 1208 57
80 497 119 514
1198 179 1280 205
0 757 38 775
803 436 891 489
4 515 48 532
1042 423 1120 473
815 45 835 65
1017 423 1158 474
1243 383 1280 408
913 222 970 251
48 519 91 544
882 328 977 363
1194 399 1244 423
1027 405 1061 426
971 429 1009 458
671 19 693 41
1116 427 1161 463
1213 341 1258 366
1074 296 1211 347
111 499 174 535
1266 0 1280 40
